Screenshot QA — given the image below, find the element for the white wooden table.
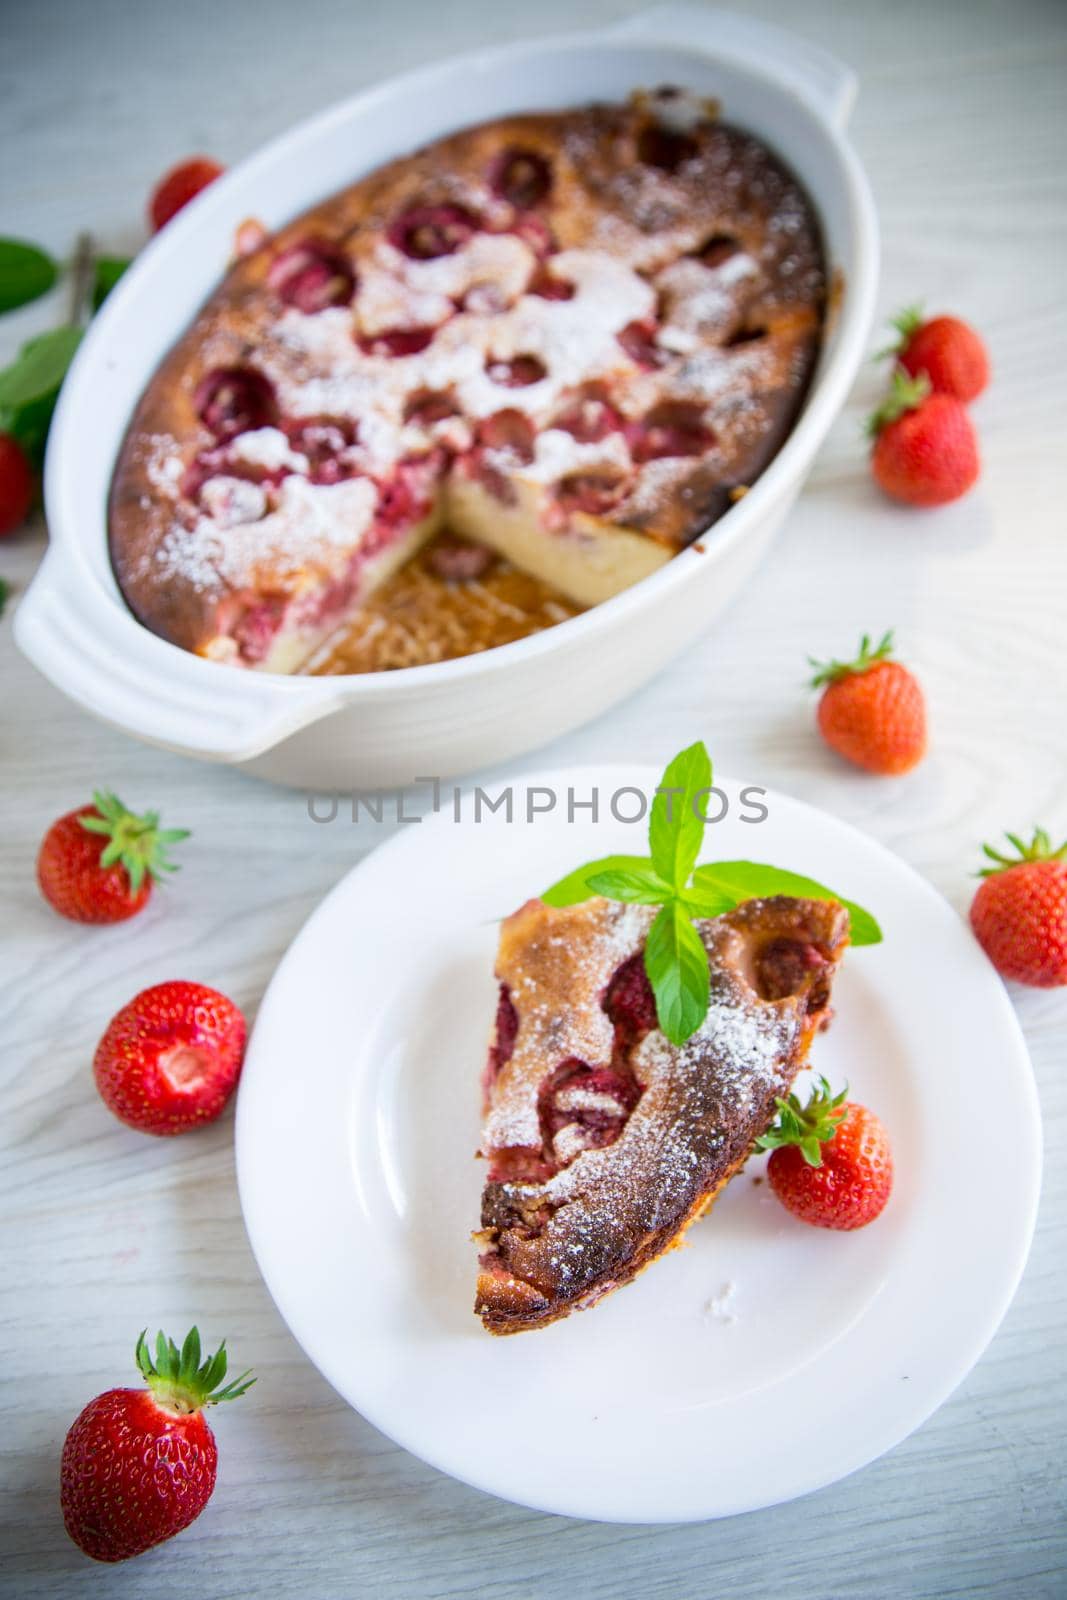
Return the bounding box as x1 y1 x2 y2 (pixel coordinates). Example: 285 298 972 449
3 1 1065 1594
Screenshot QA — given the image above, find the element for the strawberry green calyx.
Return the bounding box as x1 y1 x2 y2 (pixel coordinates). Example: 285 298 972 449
808 629 895 690
977 827 1067 878
875 303 925 362
135 1327 255 1415
756 1075 848 1168
78 790 190 895
865 367 930 437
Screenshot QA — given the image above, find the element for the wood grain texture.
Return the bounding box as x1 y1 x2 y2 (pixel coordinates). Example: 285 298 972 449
1 0 1065 1595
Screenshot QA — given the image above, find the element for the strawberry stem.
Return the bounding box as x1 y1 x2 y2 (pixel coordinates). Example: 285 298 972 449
866 367 931 438
874 302 925 362
78 790 190 895
808 629 895 690
135 1327 255 1415
977 827 1067 878
755 1075 848 1168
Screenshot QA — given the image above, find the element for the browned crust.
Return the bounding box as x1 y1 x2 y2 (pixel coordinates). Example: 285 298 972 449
475 895 849 1334
476 1142 753 1335
109 98 824 661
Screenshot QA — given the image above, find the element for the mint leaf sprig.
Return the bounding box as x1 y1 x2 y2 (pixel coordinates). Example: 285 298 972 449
0 239 58 315
0 234 131 470
542 741 882 1047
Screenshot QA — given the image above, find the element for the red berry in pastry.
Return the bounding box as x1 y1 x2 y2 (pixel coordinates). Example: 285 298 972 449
195 366 278 440
617 318 666 369
882 306 989 403
61 1328 253 1562
810 630 927 776
970 829 1067 987
359 325 438 358
628 401 716 462
868 369 979 507
758 1078 893 1230
37 790 189 923
93 981 247 1135
267 237 356 312
485 353 547 387
491 147 553 208
149 157 224 232
389 203 479 260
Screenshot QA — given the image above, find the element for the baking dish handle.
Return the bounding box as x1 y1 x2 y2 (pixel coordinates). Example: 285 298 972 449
615 5 858 131
14 549 344 764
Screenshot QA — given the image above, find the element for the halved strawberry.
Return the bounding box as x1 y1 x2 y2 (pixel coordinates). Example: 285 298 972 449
93 981 247 1135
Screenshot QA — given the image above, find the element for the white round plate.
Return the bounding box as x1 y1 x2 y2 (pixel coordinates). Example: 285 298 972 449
236 768 1041 1523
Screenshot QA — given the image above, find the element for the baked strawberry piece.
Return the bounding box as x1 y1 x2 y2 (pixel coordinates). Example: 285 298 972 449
475 894 848 1334
109 92 825 673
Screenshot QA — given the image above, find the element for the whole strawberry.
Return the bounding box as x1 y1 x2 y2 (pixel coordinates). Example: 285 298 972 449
868 369 979 507
0 431 34 536
809 630 927 776
881 304 990 403
149 157 224 232
61 1328 254 1563
757 1077 893 1230
94 981 247 1135
970 828 1067 987
37 790 189 924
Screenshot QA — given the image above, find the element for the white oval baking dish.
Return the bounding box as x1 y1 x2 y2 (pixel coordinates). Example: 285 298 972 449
15 5 877 790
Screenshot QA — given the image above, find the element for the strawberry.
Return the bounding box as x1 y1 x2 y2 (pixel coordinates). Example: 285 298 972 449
880 304 990 403
809 630 927 776
0 432 34 536
37 790 189 923
149 157 224 233
61 1327 254 1563
93 981 247 1135
868 369 979 507
757 1077 893 1230
970 829 1067 987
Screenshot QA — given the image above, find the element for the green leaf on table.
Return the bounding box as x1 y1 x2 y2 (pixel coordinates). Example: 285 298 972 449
691 860 882 946
0 577 9 618
0 325 83 467
0 325 83 410
542 854 655 908
644 900 710 1047
648 739 712 891
0 239 58 314
92 254 132 311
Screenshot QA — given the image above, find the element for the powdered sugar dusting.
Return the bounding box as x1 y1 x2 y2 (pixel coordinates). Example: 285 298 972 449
227 427 309 474
155 475 378 592
543 963 793 1221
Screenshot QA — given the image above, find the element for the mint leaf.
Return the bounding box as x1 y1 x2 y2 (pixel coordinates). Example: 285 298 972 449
587 864 672 904
0 239 58 314
0 325 83 467
680 884 736 919
542 854 654 908
649 740 712 891
644 900 710 1046
92 254 131 312
0 325 82 410
692 860 882 946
